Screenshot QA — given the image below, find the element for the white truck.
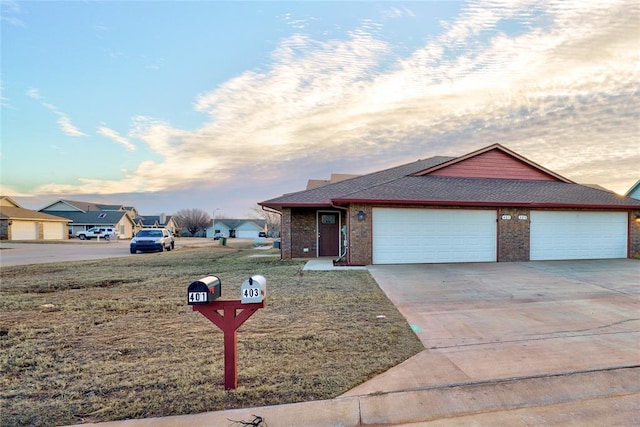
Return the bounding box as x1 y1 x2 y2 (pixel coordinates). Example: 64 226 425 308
75 227 118 240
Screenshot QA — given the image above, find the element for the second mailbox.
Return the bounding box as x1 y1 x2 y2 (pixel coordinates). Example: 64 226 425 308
241 275 266 303
187 276 222 305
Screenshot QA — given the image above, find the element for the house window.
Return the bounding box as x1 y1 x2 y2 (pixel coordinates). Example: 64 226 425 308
321 214 336 224
98 213 106 218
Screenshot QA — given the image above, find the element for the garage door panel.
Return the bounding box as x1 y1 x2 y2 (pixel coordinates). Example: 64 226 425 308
12 221 36 240
530 211 627 260
237 231 258 239
373 208 497 264
43 222 64 240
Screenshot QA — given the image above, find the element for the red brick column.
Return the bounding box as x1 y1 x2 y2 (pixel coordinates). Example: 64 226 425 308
497 208 530 262
280 208 292 259
630 210 640 259
348 204 372 265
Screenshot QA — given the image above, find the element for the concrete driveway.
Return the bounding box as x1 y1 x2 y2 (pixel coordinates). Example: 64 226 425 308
342 259 640 424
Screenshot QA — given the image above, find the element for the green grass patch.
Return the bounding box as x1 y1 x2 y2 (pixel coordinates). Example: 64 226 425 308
0 247 423 427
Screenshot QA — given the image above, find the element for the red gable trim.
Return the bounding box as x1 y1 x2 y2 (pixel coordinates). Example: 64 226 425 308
414 144 574 183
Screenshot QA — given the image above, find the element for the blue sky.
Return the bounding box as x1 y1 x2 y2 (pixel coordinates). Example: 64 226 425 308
2 1 638 217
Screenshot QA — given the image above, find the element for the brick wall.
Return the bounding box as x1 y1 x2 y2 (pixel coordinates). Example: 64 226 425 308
630 210 640 258
280 208 292 259
289 208 317 258
280 205 639 263
347 204 372 265
498 208 530 262
0 220 7 240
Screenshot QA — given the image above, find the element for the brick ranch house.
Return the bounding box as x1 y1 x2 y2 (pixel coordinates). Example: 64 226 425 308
259 144 640 265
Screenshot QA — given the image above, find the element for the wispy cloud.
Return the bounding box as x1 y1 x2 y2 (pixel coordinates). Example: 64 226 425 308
1 78 14 108
0 183 32 197
36 0 640 196
28 88 86 137
381 5 416 19
26 87 41 100
56 113 86 137
41 102 86 137
0 0 25 27
97 125 136 151
93 24 109 34
282 12 314 30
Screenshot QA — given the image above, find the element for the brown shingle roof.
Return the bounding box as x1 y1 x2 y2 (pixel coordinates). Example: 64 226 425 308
333 176 640 208
0 207 71 221
261 154 640 210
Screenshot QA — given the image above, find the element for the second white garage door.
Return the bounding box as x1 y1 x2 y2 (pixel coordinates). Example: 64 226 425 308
530 211 627 260
236 230 259 239
43 222 65 240
372 208 497 264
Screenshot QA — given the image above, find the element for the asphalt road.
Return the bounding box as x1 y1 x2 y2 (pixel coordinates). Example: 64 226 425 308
0 240 135 266
0 238 225 267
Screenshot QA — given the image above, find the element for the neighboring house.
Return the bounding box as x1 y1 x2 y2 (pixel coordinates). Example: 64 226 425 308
205 219 267 239
260 144 640 265
626 179 640 200
39 199 135 239
134 217 159 229
134 214 178 236
0 196 70 240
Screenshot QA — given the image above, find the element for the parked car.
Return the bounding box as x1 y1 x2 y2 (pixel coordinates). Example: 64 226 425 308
213 232 224 240
258 231 267 238
130 228 175 253
76 227 117 241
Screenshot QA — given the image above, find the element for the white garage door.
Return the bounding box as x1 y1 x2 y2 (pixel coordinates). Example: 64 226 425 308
11 220 37 240
530 211 627 260
43 222 64 240
373 208 497 264
237 230 259 239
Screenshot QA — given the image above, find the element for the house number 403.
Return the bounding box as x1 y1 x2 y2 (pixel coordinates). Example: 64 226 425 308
243 288 261 298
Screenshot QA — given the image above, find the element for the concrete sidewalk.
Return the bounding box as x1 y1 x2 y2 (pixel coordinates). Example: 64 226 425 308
74 368 639 426
71 259 640 426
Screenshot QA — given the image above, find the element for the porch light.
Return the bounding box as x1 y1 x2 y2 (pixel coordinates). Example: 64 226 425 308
635 215 640 223
357 210 366 221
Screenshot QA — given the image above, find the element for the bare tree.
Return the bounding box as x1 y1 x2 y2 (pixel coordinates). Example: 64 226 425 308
173 208 211 236
250 205 281 237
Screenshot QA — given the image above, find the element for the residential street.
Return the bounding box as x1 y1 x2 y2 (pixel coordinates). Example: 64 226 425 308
0 238 220 267
0 241 132 266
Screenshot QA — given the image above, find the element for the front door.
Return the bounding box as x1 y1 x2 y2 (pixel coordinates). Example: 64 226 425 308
318 212 339 257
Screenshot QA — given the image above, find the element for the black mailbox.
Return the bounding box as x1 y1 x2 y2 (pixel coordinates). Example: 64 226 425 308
187 276 222 305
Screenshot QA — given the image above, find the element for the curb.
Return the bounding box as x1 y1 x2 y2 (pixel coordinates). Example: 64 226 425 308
70 366 640 427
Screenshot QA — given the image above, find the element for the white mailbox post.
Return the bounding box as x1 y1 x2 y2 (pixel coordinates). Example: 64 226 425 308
241 275 266 303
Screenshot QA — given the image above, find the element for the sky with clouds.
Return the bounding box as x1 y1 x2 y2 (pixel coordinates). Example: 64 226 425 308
2 0 638 217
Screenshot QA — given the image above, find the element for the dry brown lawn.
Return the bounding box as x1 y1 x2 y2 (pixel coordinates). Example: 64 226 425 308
0 244 423 427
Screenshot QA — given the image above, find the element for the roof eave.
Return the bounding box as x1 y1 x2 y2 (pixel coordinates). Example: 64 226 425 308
3 216 72 222
625 179 640 197
331 198 640 210
258 202 335 210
